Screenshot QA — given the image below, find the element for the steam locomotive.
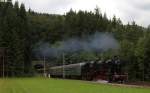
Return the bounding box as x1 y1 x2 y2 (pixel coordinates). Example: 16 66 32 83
49 56 128 83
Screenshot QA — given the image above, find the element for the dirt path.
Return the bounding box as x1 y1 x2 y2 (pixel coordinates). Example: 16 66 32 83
95 80 150 89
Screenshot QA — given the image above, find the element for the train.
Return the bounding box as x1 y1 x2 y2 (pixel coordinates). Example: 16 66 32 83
49 56 128 83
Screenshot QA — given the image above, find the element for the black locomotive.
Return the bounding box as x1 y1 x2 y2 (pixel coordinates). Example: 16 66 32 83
49 56 128 83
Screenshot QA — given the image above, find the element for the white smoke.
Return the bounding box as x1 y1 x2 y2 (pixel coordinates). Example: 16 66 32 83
33 32 120 58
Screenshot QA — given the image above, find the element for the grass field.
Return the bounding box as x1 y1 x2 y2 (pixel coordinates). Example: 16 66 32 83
0 78 150 93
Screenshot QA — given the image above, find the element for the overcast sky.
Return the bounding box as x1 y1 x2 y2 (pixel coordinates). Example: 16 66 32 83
12 0 150 27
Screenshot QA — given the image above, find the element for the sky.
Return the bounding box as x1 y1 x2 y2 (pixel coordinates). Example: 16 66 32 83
12 0 150 27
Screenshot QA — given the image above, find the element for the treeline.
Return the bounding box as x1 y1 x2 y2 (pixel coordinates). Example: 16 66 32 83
0 0 150 81
0 1 32 77
28 6 150 81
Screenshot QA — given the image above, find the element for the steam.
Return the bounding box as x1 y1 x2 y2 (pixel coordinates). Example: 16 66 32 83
33 32 120 58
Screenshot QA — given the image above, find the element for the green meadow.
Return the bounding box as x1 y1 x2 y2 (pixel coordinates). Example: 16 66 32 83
0 78 149 93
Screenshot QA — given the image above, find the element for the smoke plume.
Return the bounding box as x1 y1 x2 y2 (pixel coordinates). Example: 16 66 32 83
33 32 120 58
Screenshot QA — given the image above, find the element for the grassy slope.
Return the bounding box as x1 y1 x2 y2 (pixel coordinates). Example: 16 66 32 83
0 78 150 93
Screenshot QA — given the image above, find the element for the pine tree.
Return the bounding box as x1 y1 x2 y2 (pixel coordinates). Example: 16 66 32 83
19 3 32 75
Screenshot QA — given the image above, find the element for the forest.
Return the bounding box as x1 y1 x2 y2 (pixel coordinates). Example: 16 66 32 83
0 0 150 81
